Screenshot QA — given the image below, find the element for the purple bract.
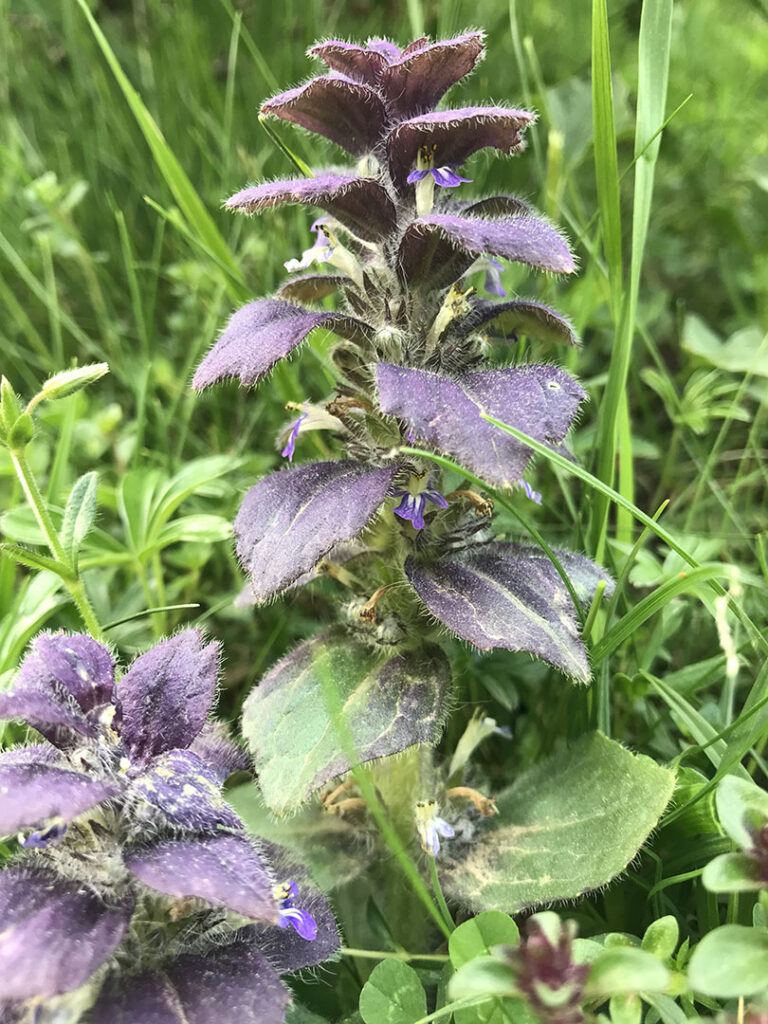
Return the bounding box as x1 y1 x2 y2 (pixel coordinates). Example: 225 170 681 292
0 631 338 1019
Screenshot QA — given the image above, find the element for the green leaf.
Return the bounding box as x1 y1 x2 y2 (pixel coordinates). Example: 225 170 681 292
702 852 765 893
359 961 427 1024
442 733 674 913
682 314 768 378
715 775 768 848
7 413 34 449
242 631 451 814
585 947 670 996
448 956 518 1005
449 912 520 969
145 456 236 539
609 993 642 1024
0 543 73 581
688 925 768 998
60 472 98 564
641 916 679 961
152 514 232 551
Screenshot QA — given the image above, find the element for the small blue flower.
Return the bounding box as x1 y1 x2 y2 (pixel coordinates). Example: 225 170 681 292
20 819 68 849
416 801 455 857
407 165 472 188
273 880 317 941
482 257 507 296
281 412 308 462
521 480 542 505
392 486 449 531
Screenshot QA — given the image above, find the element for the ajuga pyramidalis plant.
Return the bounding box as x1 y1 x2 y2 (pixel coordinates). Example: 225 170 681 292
195 32 611 811
0 631 338 1023
191 33 680 943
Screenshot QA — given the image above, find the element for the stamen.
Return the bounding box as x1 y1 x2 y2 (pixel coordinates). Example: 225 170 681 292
446 785 499 817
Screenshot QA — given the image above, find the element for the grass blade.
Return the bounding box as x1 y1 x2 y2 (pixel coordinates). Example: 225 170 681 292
76 0 244 290
590 0 674 557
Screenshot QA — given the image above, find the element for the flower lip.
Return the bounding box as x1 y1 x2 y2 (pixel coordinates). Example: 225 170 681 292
281 412 308 462
392 484 449 531
273 880 317 941
416 800 455 857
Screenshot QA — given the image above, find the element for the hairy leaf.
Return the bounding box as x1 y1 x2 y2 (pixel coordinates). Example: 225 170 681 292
406 542 611 682
124 834 277 923
226 175 397 241
398 215 574 291
92 942 290 1024
377 363 585 488
193 299 370 390
235 461 395 603
386 108 535 190
452 299 578 347
0 867 131 1001
242 631 451 814
260 76 387 155
441 732 674 912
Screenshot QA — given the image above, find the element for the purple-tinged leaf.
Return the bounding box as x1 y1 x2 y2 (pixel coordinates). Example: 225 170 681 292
0 867 131 1001
398 214 575 291
0 688 95 747
118 630 219 766
235 461 396 603
405 541 611 682
124 835 278 923
92 944 289 1024
226 175 396 242
193 299 370 390
274 273 346 304
189 721 251 784
0 763 117 836
128 750 243 831
377 363 586 488
381 33 485 118
14 633 116 715
309 40 390 84
386 107 535 189
235 539 371 607
451 299 579 346
368 38 403 61
0 744 60 767
261 75 387 156
242 629 450 813
453 194 534 218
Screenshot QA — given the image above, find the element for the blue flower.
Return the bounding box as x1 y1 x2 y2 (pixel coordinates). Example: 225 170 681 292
521 480 542 504
20 819 68 849
407 143 472 189
274 880 318 941
482 257 507 296
407 165 472 188
281 412 308 462
392 485 449 530
416 801 455 857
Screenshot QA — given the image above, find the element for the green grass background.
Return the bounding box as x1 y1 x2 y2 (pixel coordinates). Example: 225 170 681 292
1 0 767 1014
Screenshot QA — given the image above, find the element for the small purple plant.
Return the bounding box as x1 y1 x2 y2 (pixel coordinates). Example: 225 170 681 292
509 914 590 1024
193 33 612 815
0 631 338 1022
